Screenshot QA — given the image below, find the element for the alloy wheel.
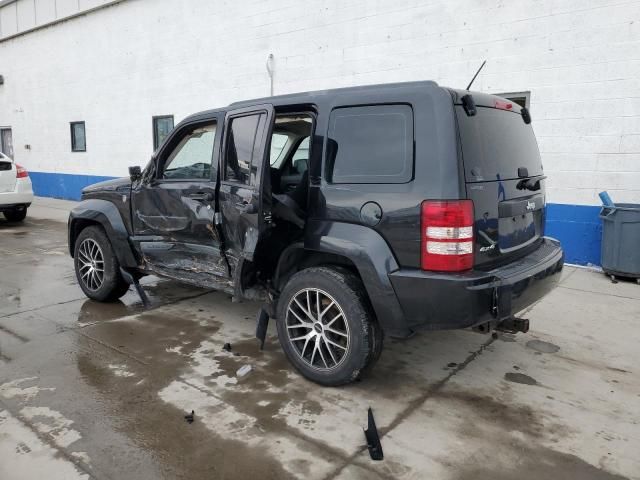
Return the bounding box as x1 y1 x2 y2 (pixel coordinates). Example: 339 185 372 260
285 288 350 371
77 238 105 291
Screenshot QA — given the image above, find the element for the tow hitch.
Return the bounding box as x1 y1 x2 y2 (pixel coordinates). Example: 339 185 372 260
496 317 530 334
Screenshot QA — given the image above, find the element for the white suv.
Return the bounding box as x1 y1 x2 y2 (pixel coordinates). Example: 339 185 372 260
0 152 34 222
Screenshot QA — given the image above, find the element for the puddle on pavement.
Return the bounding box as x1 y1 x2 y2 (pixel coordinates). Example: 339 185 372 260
433 389 554 439
432 388 627 480
452 446 629 480
504 372 538 386
75 309 294 479
526 339 560 354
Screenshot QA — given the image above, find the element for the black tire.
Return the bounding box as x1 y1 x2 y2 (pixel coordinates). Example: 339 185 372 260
329 265 384 374
4 208 27 222
74 225 129 302
276 266 381 386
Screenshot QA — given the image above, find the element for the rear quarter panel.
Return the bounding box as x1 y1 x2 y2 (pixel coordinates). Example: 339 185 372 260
311 85 462 268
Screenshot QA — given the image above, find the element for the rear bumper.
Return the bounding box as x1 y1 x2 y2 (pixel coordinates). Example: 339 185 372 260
389 237 564 331
0 179 34 209
0 202 31 212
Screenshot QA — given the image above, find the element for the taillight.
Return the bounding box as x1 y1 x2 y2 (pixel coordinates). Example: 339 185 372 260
494 100 513 111
16 164 28 178
421 200 474 272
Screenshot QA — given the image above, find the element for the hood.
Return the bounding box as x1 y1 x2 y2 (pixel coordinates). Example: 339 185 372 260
82 177 131 195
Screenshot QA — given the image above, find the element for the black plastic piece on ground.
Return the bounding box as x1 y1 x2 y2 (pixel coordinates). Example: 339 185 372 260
184 410 194 424
364 407 384 461
255 307 269 350
223 342 232 352
496 317 529 334
119 268 150 308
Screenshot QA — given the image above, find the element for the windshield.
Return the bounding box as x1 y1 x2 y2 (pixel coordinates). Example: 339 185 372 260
456 106 543 182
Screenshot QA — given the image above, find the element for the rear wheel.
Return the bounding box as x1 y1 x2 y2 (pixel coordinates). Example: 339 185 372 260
276 266 382 386
74 225 129 302
4 208 27 222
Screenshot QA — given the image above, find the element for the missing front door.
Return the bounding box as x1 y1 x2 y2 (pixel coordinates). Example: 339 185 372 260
0 128 13 159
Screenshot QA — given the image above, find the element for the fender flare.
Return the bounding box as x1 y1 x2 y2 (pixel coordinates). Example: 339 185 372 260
68 199 138 268
275 220 411 337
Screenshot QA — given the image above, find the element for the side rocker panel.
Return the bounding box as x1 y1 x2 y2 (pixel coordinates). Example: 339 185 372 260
68 199 138 268
302 220 411 337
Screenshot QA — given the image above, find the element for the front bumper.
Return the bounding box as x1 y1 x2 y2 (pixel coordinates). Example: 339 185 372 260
389 237 564 331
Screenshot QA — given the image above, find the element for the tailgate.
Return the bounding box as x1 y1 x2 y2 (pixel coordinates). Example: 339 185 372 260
456 103 546 268
0 160 16 193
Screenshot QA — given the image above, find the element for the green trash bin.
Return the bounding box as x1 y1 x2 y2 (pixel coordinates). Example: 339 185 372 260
599 203 640 280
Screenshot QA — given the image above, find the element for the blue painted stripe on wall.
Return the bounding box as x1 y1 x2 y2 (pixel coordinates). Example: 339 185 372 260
545 203 602 266
28 171 604 266
30 171 117 201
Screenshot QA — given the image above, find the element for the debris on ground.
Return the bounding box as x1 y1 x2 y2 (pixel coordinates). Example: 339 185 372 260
223 342 232 352
184 410 195 424
364 407 384 461
236 364 253 378
255 307 270 350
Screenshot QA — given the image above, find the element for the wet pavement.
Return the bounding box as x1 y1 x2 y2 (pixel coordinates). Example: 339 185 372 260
1 205 639 479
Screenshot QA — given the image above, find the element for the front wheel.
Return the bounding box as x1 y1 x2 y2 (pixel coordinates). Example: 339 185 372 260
276 266 382 386
74 225 130 302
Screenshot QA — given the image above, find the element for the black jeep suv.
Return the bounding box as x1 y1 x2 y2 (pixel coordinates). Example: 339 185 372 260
68 81 564 386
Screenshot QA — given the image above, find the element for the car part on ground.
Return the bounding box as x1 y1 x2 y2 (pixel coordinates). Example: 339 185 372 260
364 407 384 461
255 307 270 350
119 267 150 307
184 410 195 424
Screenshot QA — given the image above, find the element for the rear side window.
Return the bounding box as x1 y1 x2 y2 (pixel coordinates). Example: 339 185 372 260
327 105 413 184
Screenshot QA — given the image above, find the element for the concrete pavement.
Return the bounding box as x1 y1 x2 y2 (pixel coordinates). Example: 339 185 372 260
0 198 638 479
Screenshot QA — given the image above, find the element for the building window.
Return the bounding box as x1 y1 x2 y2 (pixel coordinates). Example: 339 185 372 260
496 91 531 109
153 115 174 150
1 128 14 159
70 122 86 152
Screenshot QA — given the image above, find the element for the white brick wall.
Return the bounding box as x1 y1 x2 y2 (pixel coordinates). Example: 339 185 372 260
1 0 639 205
0 0 118 39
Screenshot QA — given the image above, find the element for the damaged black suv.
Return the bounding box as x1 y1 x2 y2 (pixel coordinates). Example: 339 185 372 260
69 81 564 386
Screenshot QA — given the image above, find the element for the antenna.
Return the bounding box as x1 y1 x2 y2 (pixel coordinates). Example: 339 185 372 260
465 60 486 91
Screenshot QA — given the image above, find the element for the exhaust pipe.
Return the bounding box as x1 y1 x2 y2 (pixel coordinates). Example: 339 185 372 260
496 317 529 334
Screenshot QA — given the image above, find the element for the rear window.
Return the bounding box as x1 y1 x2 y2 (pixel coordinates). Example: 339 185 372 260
327 105 413 184
456 106 543 182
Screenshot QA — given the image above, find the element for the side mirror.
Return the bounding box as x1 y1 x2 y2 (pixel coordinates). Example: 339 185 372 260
129 166 142 182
